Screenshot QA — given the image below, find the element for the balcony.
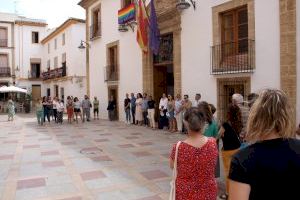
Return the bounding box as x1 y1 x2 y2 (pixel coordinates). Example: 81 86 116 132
0 39 8 47
28 71 41 80
42 66 66 81
0 67 11 77
211 40 255 75
90 22 101 40
104 65 119 82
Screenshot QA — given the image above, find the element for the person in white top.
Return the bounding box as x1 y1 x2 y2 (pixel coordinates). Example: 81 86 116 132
57 99 64 124
158 93 168 129
192 93 201 107
175 94 183 132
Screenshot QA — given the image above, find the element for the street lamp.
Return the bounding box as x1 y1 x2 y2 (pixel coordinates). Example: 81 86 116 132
176 0 196 11
78 40 90 49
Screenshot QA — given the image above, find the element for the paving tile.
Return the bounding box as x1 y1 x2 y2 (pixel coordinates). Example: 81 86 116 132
131 132 143 135
125 136 139 139
118 144 135 148
138 142 154 146
23 144 40 149
39 138 52 141
137 195 163 200
0 154 14 160
140 170 169 180
80 170 106 181
42 160 64 168
94 138 109 142
91 155 112 162
3 140 18 144
62 141 77 145
41 150 60 156
46 183 78 196
17 177 46 190
132 151 152 157
15 187 47 200
58 197 82 200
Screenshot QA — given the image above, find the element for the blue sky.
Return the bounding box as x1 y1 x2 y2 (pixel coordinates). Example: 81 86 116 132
0 0 85 28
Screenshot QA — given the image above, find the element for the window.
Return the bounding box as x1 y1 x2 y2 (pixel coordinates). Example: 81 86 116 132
30 63 41 78
221 6 248 54
32 32 39 43
54 39 57 49
54 57 58 68
48 43 50 54
62 53 66 64
91 5 101 39
47 59 50 69
0 54 8 67
122 0 133 8
0 27 8 47
62 33 65 45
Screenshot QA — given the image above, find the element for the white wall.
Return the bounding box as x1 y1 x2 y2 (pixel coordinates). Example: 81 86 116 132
181 0 227 106
252 0 280 92
88 0 143 121
42 21 86 99
296 0 300 124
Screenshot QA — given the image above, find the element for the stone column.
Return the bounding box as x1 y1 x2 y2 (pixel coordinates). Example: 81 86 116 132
280 0 297 116
173 29 182 96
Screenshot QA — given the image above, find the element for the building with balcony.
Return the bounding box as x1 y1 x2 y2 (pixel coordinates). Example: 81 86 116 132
79 0 300 123
0 12 47 102
40 18 86 102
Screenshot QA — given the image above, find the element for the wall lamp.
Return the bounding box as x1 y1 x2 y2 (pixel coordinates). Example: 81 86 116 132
176 0 196 11
78 40 90 49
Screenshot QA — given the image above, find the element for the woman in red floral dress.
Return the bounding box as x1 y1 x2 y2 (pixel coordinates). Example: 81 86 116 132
170 107 218 200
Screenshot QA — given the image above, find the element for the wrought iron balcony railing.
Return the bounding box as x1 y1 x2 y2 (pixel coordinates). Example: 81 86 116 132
28 71 41 79
90 22 101 40
0 67 11 77
0 39 8 47
104 65 119 82
42 66 66 81
211 39 255 74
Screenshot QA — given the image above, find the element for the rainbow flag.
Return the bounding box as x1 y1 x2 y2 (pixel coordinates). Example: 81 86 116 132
118 3 136 25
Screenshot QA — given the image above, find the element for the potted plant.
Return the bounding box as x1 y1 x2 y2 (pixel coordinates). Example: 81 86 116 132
24 93 32 113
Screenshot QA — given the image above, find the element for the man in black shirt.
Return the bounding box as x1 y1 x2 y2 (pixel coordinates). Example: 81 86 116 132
147 95 156 129
124 93 131 124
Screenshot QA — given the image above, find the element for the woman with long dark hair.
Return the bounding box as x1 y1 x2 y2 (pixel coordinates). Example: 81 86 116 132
218 104 242 199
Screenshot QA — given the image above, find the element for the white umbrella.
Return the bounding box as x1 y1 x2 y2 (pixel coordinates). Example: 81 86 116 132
0 86 27 94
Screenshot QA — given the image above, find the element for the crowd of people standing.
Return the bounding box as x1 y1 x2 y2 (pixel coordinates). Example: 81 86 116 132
169 88 300 200
35 95 99 125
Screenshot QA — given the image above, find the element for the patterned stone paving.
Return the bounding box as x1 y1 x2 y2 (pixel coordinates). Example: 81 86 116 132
0 114 225 200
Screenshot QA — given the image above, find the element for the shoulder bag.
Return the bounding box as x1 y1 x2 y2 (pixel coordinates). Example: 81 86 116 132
169 141 181 200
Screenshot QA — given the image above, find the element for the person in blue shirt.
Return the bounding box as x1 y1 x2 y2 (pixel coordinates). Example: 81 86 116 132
130 93 136 125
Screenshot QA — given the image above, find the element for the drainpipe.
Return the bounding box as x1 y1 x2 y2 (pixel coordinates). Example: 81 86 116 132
11 22 16 85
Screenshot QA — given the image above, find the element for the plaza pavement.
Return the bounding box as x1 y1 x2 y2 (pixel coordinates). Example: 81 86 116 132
0 114 225 200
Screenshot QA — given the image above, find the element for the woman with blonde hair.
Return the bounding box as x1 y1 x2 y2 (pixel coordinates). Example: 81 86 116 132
229 89 300 200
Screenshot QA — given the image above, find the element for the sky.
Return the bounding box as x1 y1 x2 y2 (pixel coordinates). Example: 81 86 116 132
0 0 85 28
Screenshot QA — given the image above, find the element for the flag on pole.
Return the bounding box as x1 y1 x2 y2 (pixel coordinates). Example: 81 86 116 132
136 0 149 53
149 0 160 55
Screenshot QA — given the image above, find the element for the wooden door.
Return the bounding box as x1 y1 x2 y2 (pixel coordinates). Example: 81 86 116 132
32 85 41 102
108 87 119 120
153 66 167 120
223 84 245 120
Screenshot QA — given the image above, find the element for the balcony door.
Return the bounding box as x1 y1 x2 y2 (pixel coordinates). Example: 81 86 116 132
222 6 248 56
107 45 118 81
0 27 8 47
30 63 41 78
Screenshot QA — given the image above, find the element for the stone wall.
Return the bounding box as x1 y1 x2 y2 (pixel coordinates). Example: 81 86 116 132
280 0 297 117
